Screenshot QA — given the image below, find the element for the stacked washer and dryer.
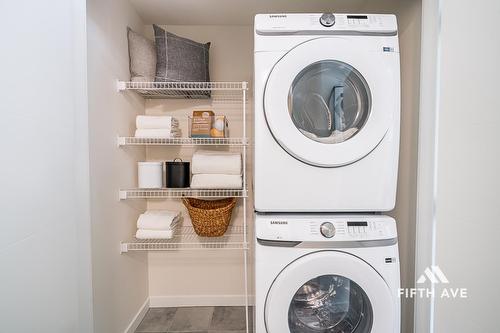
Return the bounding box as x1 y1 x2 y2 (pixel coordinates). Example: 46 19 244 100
253 13 401 333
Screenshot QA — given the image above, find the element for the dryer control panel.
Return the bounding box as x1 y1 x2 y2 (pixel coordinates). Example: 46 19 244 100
255 13 397 36
255 214 397 242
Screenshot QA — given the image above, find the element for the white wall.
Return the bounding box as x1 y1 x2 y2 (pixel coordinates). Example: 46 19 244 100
86 0 149 332
0 0 93 332
390 2 422 332
416 0 500 331
143 25 254 306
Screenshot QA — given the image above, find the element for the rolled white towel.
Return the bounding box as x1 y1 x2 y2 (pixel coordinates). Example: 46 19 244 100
135 128 181 138
137 210 180 230
136 229 174 239
136 115 178 129
192 150 242 175
190 174 242 189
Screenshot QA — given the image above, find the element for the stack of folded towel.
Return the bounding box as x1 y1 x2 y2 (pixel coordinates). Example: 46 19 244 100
134 115 181 138
190 150 242 189
135 210 180 239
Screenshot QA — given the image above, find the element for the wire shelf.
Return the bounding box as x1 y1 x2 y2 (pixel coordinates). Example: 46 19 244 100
117 136 248 146
121 225 247 253
119 188 248 200
117 81 247 101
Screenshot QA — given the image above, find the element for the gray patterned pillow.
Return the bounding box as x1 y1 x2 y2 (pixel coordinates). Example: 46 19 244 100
127 27 156 82
153 25 210 82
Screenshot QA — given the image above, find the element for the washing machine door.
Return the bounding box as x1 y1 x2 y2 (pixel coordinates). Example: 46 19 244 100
264 251 395 333
264 37 398 167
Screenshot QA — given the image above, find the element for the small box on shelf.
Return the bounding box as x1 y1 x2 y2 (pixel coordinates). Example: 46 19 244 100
189 113 229 138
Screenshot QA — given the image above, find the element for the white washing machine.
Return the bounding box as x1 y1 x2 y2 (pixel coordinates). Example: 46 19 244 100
254 13 401 212
255 214 401 333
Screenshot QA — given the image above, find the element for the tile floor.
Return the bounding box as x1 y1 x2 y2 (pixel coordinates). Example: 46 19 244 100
135 306 254 333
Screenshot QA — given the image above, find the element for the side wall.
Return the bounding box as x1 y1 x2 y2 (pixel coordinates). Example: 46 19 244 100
86 0 149 332
390 1 422 332
0 0 93 331
427 0 500 331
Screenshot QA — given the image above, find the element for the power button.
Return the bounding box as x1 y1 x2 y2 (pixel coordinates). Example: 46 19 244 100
320 13 336 27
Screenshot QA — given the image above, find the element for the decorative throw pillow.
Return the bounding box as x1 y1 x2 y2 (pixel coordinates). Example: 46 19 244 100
127 27 156 82
153 24 210 82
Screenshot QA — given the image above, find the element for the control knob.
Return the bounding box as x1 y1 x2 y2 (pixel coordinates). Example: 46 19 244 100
320 222 336 238
320 13 336 27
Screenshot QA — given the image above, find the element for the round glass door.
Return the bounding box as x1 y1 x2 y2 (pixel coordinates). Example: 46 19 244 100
263 37 398 167
264 251 395 333
289 61 371 144
288 275 373 333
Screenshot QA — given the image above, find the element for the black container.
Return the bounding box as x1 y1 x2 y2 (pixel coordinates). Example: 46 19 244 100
166 158 190 188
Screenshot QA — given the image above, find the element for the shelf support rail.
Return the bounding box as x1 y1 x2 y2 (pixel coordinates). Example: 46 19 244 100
242 82 249 333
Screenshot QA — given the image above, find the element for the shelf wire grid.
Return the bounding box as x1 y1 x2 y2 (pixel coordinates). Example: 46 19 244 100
121 225 247 252
119 188 248 200
117 137 248 146
117 81 247 102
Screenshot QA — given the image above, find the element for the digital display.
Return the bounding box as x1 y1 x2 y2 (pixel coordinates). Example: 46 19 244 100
347 221 368 227
347 15 368 20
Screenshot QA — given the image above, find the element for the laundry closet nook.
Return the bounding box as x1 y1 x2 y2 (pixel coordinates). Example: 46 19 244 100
84 0 422 332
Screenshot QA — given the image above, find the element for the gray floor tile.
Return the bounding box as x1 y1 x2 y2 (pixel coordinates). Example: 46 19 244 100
169 306 214 331
210 307 247 331
136 307 177 332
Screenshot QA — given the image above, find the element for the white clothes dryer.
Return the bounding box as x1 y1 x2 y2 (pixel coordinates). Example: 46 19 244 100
254 213 401 333
254 13 401 212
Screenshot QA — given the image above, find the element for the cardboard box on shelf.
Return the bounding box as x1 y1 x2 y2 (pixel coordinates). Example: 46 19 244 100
190 110 214 138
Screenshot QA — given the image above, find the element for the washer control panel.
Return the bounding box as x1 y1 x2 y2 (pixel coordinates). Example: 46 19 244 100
256 214 397 242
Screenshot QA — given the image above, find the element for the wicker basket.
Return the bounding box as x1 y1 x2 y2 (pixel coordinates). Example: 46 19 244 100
182 197 237 237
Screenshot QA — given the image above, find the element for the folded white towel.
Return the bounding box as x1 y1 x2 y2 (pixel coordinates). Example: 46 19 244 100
136 115 179 129
190 174 242 189
136 229 174 239
192 151 242 175
137 210 180 230
145 209 180 218
135 128 181 138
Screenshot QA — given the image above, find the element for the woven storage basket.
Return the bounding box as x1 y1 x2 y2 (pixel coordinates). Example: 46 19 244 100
182 197 237 237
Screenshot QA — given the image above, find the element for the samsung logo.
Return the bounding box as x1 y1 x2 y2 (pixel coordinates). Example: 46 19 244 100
270 221 288 225
269 15 287 18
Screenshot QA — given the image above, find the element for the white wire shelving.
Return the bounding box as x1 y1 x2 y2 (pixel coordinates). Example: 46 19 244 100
118 80 250 333
117 136 248 147
120 225 247 253
117 81 247 102
119 188 248 200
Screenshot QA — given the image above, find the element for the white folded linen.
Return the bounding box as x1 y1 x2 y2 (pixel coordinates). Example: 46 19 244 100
190 174 242 189
191 150 242 175
136 115 179 129
137 210 180 230
135 128 181 138
136 229 173 239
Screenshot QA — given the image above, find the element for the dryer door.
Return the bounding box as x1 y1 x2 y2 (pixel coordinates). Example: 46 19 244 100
264 37 399 167
264 251 395 333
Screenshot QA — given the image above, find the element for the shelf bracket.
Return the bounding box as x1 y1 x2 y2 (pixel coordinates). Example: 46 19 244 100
119 190 128 200
116 79 127 92
120 243 128 254
116 136 126 147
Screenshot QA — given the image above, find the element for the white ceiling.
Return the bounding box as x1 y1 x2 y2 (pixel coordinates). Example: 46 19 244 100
129 0 403 25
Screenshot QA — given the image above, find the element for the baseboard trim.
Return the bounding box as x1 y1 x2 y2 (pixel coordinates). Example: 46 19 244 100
124 298 150 333
149 295 255 308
